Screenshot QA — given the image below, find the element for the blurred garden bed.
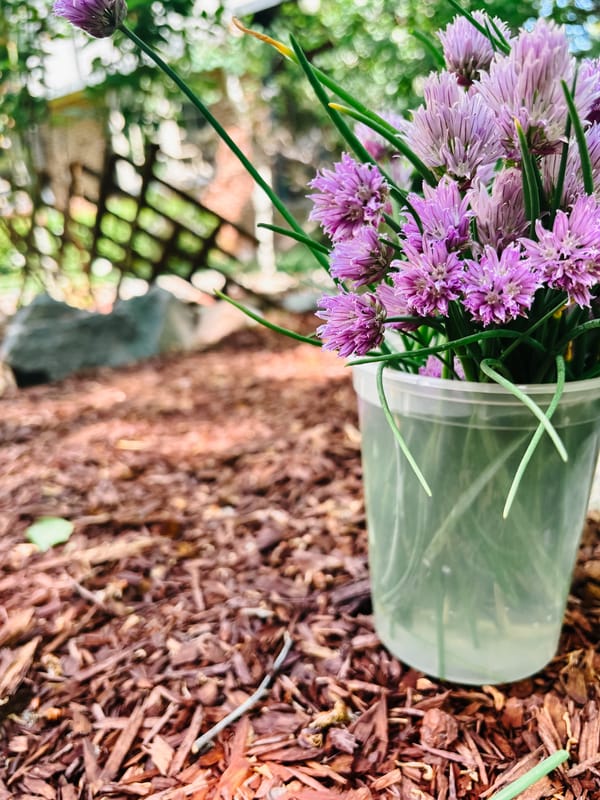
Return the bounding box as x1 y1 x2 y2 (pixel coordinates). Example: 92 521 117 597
1 323 600 800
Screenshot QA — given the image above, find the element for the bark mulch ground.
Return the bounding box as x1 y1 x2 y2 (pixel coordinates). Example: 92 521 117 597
1 323 600 800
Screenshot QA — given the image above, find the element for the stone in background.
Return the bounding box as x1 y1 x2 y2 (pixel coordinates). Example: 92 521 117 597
1 287 196 385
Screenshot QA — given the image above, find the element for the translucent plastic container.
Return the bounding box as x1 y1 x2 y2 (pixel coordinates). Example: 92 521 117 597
591 458 600 512
352 363 600 685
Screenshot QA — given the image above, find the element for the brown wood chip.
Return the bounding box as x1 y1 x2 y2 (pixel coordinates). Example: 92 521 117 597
0 636 40 704
1 323 600 799
100 704 145 782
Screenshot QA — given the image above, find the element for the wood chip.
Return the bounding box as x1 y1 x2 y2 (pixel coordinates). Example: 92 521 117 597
168 706 204 777
100 704 145 782
147 735 174 776
0 609 35 647
0 636 40 704
1 324 600 799
420 708 459 749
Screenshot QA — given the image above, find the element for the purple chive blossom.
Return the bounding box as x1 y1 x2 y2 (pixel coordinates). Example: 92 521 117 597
579 58 600 124
308 153 390 243
402 176 472 252
388 156 414 190
463 244 540 326
438 11 512 86
521 196 600 306
315 292 386 357
54 0 127 37
422 70 463 108
419 356 444 378
392 240 463 317
354 111 406 162
419 355 465 378
475 19 599 157
468 168 528 252
376 282 418 330
330 227 394 286
419 356 446 378
403 84 501 183
545 123 600 205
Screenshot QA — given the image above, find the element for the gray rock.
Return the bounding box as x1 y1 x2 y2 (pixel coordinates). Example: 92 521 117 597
280 288 321 314
193 299 256 349
1 287 196 385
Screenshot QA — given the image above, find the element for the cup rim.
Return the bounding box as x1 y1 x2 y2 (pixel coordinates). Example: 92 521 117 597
352 361 600 398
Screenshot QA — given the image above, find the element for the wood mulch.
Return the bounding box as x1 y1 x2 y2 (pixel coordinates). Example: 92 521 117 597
1 321 600 800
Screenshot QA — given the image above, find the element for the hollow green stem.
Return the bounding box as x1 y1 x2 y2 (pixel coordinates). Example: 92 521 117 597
489 750 569 800
554 318 600 353
377 364 432 497
385 316 445 332
446 0 510 52
289 36 413 207
257 223 329 254
329 103 436 185
214 290 322 346
480 359 568 462
503 356 566 518
515 119 540 234
290 35 375 166
350 329 546 367
499 296 567 363
562 80 594 195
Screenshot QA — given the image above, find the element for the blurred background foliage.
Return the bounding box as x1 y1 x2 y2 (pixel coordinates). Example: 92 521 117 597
3 0 600 157
1 0 600 300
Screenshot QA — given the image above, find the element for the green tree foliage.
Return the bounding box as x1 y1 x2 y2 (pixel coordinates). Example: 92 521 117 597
0 0 51 165
0 0 233 153
1 0 599 294
2 0 599 154
84 0 235 131
542 0 600 54
254 0 597 127
220 0 600 202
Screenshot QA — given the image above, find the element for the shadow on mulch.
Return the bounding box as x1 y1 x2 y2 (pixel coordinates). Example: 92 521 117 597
1 324 599 800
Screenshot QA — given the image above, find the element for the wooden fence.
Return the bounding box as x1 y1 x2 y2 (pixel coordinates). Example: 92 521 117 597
64 144 258 281
0 144 258 298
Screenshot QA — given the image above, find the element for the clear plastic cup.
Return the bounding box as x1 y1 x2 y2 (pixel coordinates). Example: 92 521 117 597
353 363 600 684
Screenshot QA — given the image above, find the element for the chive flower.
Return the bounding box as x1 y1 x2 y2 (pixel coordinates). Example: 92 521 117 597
54 0 127 38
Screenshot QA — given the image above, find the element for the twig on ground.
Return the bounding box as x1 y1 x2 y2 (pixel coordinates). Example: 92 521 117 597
191 632 294 755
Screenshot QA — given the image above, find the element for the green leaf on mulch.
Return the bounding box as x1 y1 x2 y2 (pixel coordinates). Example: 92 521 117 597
26 517 74 551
